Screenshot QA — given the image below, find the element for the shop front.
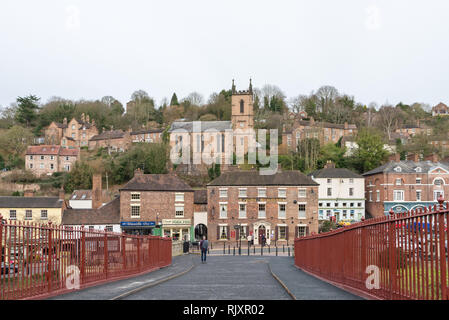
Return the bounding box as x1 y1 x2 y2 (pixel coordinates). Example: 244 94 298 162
121 221 156 235
161 219 192 241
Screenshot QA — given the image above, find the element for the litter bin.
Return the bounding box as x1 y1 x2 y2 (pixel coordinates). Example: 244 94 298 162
183 241 190 253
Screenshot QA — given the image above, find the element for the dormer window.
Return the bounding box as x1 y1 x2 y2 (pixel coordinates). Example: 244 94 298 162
415 167 422 173
394 167 402 173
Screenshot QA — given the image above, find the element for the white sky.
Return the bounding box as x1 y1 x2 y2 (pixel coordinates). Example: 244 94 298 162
1 0 449 109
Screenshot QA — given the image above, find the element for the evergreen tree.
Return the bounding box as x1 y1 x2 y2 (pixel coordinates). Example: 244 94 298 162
15 95 40 128
170 93 179 106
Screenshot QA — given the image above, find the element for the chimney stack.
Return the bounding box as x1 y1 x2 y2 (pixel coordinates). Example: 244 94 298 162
63 117 67 125
406 153 420 162
324 160 336 169
81 113 85 122
24 189 35 197
86 114 90 123
92 174 102 209
134 168 144 177
425 153 439 163
389 153 401 162
59 188 65 201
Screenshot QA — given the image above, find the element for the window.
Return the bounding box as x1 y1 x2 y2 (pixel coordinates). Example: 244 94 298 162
298 204 306 218
219 203 227 219
327 188 332 196
434 191 444 201
394 167 402 172
72 133 75 139
415 167 422 172
396 178 402 185
278 226 287 240
350 203 354 207
327 203 331 207
25 210 32 220
416 190 422 201
343 203 347 207
219 188 228 198
393 190 404 201
50 156 54 160
349 178 354 184
72 124 75 130
175 193 184 202
40 163 44 169
369 191 372 201
434 178 444 186
258 188 266 198
376 190 380 201
327 179 332 184
298 188 306 198
219 226 228 240
326 210 331 218
40 155 44 160
319 203 323 207
131 193 140 201
416 178 422 184
349 188 354 196
175 205 184 217
343 210 347 218
88 226 95 231
50 164 54 170
287 136 291 146
278 188 286 198
278 203 286 219
65 156 69 161
41 210 48 219
9 210 17 220
131 205 140 218
30 155 33 160
29 164 33 169
239 204 246 218
105 226 113 232
297 226 307 237
358 202 362 207
258 203 266 218
240 100 244 113
239 188 247 197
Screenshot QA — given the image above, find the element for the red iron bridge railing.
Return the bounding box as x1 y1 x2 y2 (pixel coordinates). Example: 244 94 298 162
295 196 449 300
0 216 172 300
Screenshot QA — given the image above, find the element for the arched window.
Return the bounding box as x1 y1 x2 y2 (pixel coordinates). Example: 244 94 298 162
240 100 244 113
434 178 444 186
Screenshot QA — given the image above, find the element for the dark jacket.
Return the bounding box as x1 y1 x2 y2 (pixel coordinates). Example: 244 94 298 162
200 239 209 250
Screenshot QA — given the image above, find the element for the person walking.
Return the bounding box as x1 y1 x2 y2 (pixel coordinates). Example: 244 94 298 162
247 234 252 247
199 236 209 264
261 234 266 247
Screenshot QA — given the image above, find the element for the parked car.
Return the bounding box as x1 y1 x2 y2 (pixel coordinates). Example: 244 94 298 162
1 261 18 275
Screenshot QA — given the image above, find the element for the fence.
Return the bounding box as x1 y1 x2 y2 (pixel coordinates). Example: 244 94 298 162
0 216 172 300
294 197 449 300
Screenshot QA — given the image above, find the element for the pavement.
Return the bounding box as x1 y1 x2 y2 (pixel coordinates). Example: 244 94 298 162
49 254 362 300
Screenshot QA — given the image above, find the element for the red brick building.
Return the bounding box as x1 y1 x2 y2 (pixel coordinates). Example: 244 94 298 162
130 128 164 144
119 170 194 240
363 153 449 218
25 145 79 176
88 129 132 152
206 170 319 245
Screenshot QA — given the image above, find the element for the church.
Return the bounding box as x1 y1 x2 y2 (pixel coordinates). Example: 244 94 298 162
168 80 256 169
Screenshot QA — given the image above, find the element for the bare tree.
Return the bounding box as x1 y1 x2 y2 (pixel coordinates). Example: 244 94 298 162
184 92 204 106
377 105 402 141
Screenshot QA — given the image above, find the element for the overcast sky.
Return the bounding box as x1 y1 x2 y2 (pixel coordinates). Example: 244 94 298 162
1 0 449 110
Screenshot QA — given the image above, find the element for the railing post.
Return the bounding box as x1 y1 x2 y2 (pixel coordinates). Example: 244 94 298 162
81 226 86 284
137 237 141 270
361 228 367 285
389 209 397 299
438 196 448 300
148 235 152 270
104 230 108 279
122 232 126 271
47 222 53 293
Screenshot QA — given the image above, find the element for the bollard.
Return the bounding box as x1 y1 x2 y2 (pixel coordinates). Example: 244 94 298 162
261 245 263 256
268 245 270 254
223 242 225 254
253 245 256 254
248 243 250 256
276 246 278 256
283 244 285 253
288 246 290 256
233 246 235 256
228 245 230 255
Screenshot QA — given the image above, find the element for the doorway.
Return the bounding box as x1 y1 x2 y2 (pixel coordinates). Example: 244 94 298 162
258 225 266 245
194 224 208 241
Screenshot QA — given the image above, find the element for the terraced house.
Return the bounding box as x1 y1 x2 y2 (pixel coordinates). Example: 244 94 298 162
309 161 365 222
206 170 319 245
363 153 449 218
25 145 79 176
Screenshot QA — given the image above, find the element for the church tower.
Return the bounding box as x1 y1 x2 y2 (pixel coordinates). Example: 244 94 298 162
231 79 254 130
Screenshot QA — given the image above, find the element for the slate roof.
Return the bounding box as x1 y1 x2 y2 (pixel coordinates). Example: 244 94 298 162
70 189 111 201
54 122 67 129
26 145 60 155
194 189 207 204
62 196 120 225
120 174 194 192
131 128 164 135
0 196 64 208
90 130 126 141
309 168 363 179
362 160 449 176
207 171 318 186
169 121 232 132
